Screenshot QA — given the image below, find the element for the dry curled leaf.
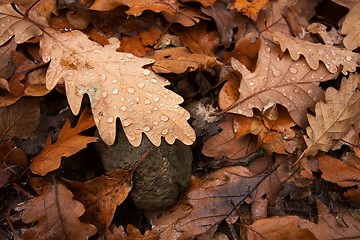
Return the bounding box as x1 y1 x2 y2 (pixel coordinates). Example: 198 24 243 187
227 39 338 127
40 28 195 147
63 168 133 232
272 31 360 74
0 4 43 46
30 108 97 176
232 0 270 21
303 73 360 157
21 179 97 239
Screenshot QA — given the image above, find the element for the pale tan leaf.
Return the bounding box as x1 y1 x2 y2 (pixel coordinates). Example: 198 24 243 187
0 4 43 46
303 73 360 156
228 39 338 127
21 179 97 239
341 1 360 50
272 31 360 74
0 97 40 141
40 28 195 147
30 108 97 176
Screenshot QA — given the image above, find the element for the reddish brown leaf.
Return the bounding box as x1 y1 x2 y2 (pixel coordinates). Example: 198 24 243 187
106 224 159 240
63 168 133 232
21 179 97 239
30 108 97 176
233 0 270 21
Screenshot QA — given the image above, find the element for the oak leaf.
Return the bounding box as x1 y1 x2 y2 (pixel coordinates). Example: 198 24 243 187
63 168 133 232
106 224 159 240
341 1 360 50
151 47 217 74
228 39 338 127
0 4 43 46
40 28 195 147
232 0 270 21
89 0 179 16
30 108 97 176
272 31 360 74
0 38 16 78
180 0 216 7
21 179 97 239
303 73 360 157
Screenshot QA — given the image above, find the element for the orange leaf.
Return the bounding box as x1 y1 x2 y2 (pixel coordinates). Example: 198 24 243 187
233 0 270 21
30 108 97 176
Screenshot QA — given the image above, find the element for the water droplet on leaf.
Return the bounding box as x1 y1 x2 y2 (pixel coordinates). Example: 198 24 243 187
127 87 135 94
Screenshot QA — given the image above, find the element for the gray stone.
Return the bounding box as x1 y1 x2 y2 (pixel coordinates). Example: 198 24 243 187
94 127 193 210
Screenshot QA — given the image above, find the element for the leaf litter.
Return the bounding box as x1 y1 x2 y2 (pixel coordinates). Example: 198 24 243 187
1 0 360 239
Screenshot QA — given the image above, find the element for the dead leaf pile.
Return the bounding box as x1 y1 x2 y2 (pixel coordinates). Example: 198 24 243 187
1 0 360 239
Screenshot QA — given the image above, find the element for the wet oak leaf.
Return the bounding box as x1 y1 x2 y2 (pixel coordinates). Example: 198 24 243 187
228 39 338 127
0 38 16 79
40 28 195 147
303 73 360 157
21 179 97 239
30 108 97 176
63 169 133 232
341 1 360 51
232 0 270 21
272 31 360 74
106 224 159 240
0 4 43 46
151 47 217 74
89 0 179 16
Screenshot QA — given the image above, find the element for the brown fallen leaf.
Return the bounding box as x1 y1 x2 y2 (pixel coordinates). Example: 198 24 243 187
89 0 179 16
63 168 133 232
341 1 360 50
232 0 270 21
40 28 195 147
246 215 317 240
317 153 360 202
0 4 43 46
299 200 360 239
227 38 338 127
0 140 27 188
30 108 97 176
0 97 40 140
106 224 159 240
151 47 217 74
272 31 360 74
174 166 266 238
303 73 360 157
0 38 16 79
21 178 97 239
202 115 257 160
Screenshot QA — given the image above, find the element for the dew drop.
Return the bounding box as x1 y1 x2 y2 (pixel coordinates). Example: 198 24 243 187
112 88 119 94
307 89 313 94
294 88 299 93
144 99 151 105
137 82 145 88
0 23 6 27
162 128 168 134
112 79 118 84
161 115 169 122
153 97 160 102
127 53 134 59
289 67 298 74
123 119 132 126
143 69 151 76
249 81 255 86
153 121 159 125
128 135 136 141
99 73 106 81
143 125 151 132
265 47 271 53
101 92 108 98
120 106 127 111
345 56 352 61
127 87 135 94
135 97 140 103
150 78 157 83
107 117 114 123
271 68 281 77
